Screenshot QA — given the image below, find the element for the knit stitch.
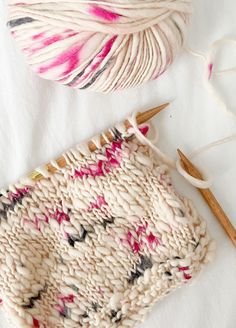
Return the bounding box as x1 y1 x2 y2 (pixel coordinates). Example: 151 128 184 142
0 123 213 328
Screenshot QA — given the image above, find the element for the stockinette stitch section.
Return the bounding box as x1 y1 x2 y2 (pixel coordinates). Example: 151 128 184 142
0 124 214 328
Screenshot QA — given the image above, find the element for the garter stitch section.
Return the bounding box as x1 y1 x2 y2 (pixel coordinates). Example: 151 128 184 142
0 124 214 328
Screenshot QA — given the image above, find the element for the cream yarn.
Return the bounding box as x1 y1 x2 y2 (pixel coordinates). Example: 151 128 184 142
8 0 192 92
0 120 214 328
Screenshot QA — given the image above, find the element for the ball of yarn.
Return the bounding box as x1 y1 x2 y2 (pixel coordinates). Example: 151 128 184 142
8 0 192 93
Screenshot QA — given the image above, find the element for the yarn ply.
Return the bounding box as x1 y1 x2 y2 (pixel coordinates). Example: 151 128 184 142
8 0 192 92
0 120 213 327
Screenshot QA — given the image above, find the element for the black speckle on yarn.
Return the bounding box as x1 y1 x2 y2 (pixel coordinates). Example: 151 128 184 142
128 270 142 284
112 128 123 141
102 216 115 228
0 209 7 220
22 302 34 309
139 256 153 271
8 17 35 28
174 256 181 260
80 61 111 90
59 306 69 318
79 228 88 241
67 60 93 86
114 317 122 323
194 240 200 250
110 310 118 318
82 312 89 318
12 197 23 207
178 209 185 217
60 311 67 318
128 256 152 284
22 289 43 309
68 236 75 247
68 228 88 246
91 303 100 312
165 271 172 277
0 202 15 217
110 310 122 323
69 284 79 292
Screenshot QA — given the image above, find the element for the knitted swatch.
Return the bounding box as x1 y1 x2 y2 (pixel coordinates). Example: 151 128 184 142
0 123 213 328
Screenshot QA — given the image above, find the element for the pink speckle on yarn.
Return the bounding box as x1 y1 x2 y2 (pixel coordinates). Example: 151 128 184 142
136 223 147 236
33 318 40 328
70 36 117 87
126 223 159 254
55 304 65 313
109 157 120 168
38 44 83 77
184 272 192 280
28 31 79 56
88 196 107 211
72 140 123 179
96 36 117 64
89 6 120 21
133 242 141 253
32 32 45 40
111 140 122 152
147 232 159 245
179 266 189 271
28 209 69 231
179 266 192 280
127 231 143 254
62 29 79 38
43 35 63 46
25 213 48 231
208 63 213 80
51 209 70 224
66 31 78 38
139 125 149 136
58 294 75 303
8 187 29 202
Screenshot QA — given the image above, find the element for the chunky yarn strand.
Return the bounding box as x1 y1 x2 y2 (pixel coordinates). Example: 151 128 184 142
8 0 192 92
0 122 213 328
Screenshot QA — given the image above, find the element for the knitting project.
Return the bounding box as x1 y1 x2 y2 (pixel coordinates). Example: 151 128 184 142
0 122 213 328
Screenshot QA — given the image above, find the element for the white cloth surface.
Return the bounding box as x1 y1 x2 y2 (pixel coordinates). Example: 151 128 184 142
0 0 236 327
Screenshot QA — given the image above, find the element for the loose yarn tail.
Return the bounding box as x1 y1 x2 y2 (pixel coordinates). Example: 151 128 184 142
185 38 236 120
129 39 236 188
128 112 212 188
129 113 236 189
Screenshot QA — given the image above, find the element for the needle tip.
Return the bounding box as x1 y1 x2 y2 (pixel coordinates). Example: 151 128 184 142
177 148 185 159
136 102 170 125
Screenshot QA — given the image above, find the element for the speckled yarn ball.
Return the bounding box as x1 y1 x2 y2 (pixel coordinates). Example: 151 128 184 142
8 0 192 93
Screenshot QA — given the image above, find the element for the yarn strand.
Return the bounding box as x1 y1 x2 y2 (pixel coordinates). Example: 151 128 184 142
8 0 192 92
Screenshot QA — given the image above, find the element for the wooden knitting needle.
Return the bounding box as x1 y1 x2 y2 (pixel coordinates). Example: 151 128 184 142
177 149 236 248
30 102 169 181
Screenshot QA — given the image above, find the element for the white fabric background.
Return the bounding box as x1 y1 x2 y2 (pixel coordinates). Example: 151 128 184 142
0 0 236 327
